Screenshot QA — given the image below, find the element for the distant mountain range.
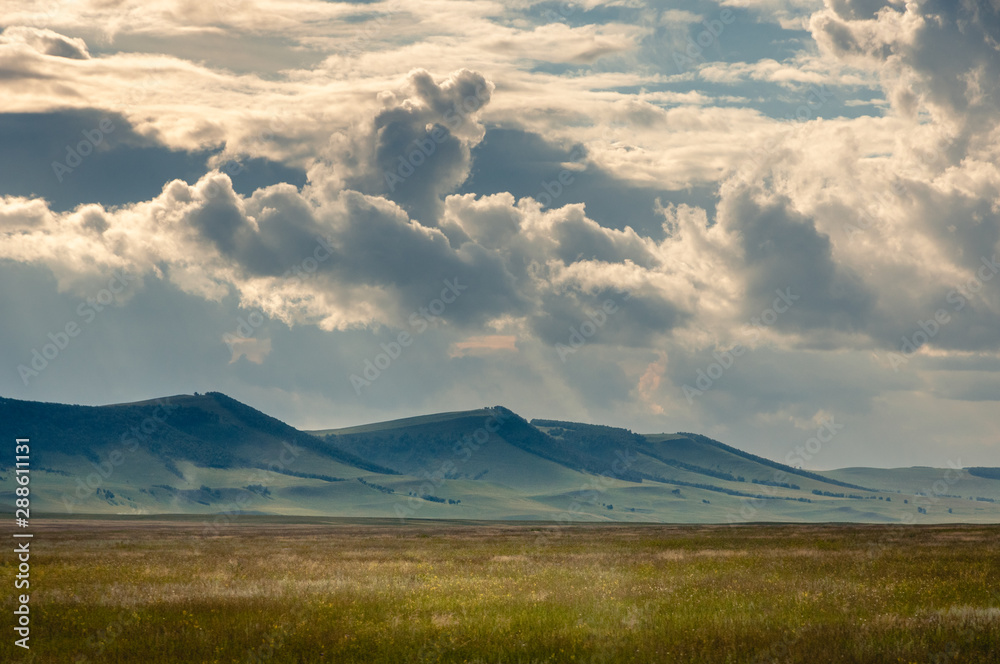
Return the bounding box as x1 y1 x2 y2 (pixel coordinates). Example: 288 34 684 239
2 392 999 523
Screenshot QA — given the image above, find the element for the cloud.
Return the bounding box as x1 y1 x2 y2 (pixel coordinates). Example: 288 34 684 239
228 336 271 364
448 334 518 357
810 0 1000 142
0 26 90 59
721 185 875 335
327 68 494 226
636 351 668 414
1 149 691 343
2 0 1000 468
2 51 997 362
0 110 225 212
698 55 872 87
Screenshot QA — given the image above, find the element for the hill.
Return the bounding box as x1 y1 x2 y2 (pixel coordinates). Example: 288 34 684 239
1 393 998 523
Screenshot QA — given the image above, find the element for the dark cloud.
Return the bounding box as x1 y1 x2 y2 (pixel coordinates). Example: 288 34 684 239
813 0 1000 140
217 182 327 278
667 345 895 417
460 128 717 239
372 118 466 224
0 110 214 211
1 2 998 471
0 110 307 213
227 157 307 198
330 192 527 326
929 371 1000 402
722 188 875 334
160 175 528 329
550 208 654 265
529 286 685 349
338 69 494 226
187 182 250 259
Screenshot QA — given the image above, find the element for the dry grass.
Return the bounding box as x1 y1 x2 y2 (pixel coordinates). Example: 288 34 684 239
2 519 999 663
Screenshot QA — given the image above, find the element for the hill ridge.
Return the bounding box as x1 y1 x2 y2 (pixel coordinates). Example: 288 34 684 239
2 392 998 523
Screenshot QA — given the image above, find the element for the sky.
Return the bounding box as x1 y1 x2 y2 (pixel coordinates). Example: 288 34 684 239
1 0 999 470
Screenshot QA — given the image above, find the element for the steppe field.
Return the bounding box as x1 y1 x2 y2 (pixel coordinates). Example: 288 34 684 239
4 518 999 663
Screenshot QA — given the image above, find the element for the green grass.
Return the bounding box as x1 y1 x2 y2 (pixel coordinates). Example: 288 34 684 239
310 409 494 436
3 519 999 663
823 467 1000 500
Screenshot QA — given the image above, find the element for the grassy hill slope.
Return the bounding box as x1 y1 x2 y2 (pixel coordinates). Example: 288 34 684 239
1 393 998 524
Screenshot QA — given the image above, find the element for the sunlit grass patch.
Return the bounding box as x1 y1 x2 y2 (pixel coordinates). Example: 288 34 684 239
4 520 999 663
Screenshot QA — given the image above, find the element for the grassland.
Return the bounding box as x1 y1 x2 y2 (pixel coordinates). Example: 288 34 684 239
3 518 999 663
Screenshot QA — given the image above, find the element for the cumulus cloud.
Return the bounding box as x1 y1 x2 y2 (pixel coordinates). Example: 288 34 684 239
0 165 525 332
2 0 1000 466
323 68 495 225
811 0 1000 143
721 186 875 335
0 155 701 349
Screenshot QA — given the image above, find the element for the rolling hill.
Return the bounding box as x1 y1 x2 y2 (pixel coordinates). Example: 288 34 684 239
2 392 998 523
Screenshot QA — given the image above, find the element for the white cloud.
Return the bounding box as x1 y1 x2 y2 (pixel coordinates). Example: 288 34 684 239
2 0 1000 466
0 26 90 59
